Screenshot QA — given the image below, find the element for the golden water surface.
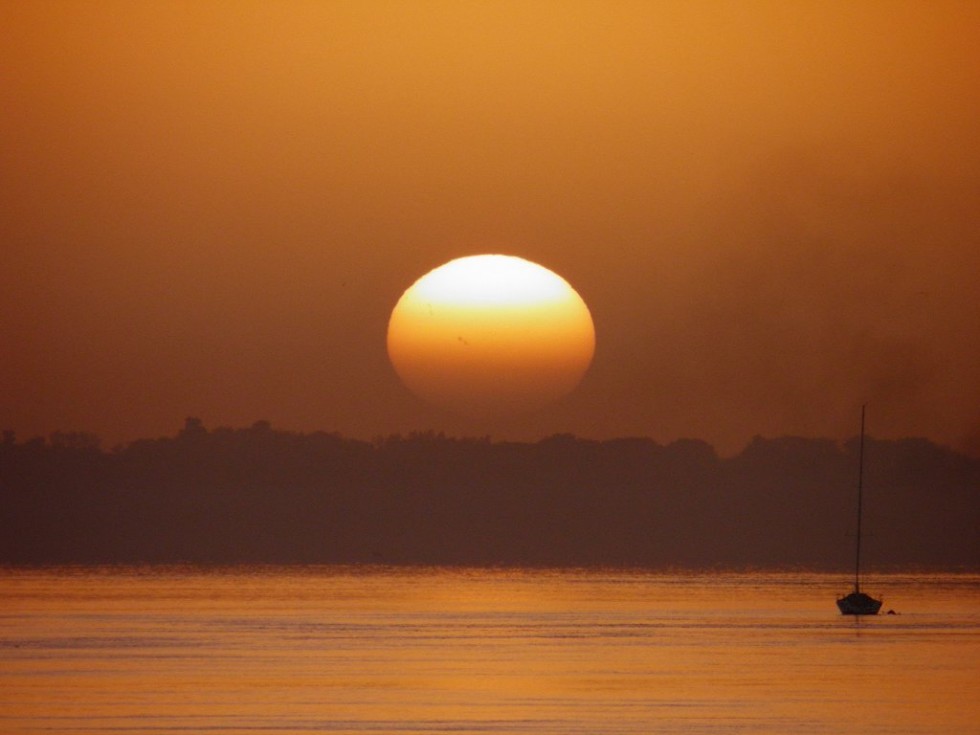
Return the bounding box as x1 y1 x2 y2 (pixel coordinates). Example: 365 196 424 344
1 568 977 734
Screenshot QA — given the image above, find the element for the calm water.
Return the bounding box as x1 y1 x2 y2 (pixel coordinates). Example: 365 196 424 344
0 567 977 734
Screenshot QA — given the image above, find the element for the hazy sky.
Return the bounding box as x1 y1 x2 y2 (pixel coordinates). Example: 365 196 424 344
3 1 978 455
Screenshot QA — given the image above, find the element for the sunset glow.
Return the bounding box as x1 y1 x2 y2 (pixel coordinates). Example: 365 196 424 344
387 255 595 417
2 3 978 729
2 1 978 453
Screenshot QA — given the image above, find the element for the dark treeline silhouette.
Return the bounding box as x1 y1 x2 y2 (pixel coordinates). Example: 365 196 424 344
1 419 976 568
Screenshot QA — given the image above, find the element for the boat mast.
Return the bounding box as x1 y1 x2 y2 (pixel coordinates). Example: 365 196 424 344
854 404 866 593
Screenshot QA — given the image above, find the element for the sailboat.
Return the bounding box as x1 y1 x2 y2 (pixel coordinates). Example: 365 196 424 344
836 405 883 615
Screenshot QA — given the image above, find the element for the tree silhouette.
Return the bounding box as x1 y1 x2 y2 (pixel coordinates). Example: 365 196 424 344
0 422 976 567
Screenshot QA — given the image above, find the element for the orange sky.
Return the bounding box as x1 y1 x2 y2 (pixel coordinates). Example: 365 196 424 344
2 1 978 455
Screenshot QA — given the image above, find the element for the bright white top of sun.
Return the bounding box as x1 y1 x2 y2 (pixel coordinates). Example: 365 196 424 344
410 255 572 306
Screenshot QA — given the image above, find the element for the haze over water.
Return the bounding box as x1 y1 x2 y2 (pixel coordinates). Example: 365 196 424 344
1 567 977 734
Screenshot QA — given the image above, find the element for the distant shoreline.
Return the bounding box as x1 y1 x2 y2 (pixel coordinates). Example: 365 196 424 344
3 423 977 568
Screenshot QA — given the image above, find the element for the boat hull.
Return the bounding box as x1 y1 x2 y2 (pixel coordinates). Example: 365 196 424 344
837 591 882 615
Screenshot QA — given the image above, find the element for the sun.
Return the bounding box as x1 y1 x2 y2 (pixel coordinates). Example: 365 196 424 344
387 254 595 418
